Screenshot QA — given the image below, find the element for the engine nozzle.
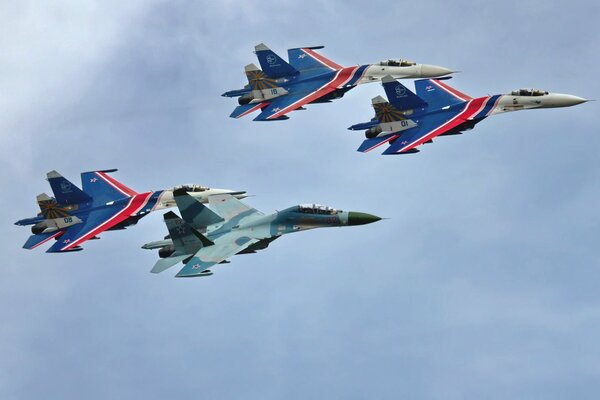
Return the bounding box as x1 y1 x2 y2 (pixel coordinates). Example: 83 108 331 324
31 222 56 235
238 93 254 105
158 245 175 259
365 126 383 139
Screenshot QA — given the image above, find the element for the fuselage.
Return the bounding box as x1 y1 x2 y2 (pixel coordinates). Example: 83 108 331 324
225 63 453 104
354 90 588 140
144 205 380 254
15 186 247 233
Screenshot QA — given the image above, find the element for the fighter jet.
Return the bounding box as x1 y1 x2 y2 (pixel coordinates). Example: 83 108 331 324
222 43 453 121
143 189 381 277
350 75 588 155
15 169 245 252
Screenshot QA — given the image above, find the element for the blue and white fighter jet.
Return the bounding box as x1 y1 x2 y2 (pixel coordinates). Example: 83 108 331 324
223 43 453 121
350 76 588 155
143 189 381 277
15 170 245 253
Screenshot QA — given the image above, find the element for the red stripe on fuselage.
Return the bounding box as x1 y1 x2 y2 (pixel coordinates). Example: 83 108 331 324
395 97 487 153
468 96 491 120
485 95 504 116
61 192 152 250
302 48 342 71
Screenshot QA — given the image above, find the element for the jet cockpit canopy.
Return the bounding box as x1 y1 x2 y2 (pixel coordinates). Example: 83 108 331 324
298 204 338 215
511 88 548 96
379 59 416 67
173 184 209 192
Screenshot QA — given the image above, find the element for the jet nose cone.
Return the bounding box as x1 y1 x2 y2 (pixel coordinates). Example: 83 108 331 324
566 95 588 106
549 94 588 107
347 212 382 226
420 64 454 78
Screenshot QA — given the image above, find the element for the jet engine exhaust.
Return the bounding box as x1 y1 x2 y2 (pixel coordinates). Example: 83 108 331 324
158 245 175 259
366 126 383 139
238 93 254 105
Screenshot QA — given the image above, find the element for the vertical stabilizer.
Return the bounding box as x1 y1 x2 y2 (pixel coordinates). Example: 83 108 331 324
254 43 298 78
81 170 137 205
46 171 91 205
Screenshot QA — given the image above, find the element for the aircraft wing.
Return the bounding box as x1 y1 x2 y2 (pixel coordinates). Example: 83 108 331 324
46 193 151 252
22 231 64 250
176 233 261 277
382 97 488 155
208 194 263 221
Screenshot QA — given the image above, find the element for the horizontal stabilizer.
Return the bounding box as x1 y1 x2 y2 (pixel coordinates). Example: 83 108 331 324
382 75 427 110
22 231 62 250
151 255 192 274
164 211 213 255
255 43 298 78
230 102 266 119
357 134 400 153
47 170 91 205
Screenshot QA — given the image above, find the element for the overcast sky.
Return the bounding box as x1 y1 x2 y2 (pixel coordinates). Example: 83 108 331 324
1 1 599 399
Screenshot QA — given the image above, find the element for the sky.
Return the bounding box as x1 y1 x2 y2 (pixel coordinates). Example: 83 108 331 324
1 1 599 398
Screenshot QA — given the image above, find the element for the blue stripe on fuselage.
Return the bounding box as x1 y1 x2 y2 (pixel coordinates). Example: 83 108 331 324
136 190 163 214
473 95 501 120
344 65 369 87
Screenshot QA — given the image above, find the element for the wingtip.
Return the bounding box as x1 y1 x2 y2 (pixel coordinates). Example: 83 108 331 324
46 170 62 179
163 211 179 220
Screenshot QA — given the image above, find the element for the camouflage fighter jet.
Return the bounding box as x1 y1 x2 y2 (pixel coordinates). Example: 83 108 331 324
143 189 381 277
